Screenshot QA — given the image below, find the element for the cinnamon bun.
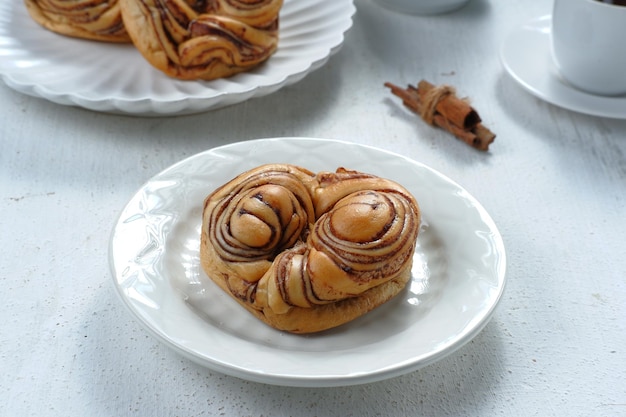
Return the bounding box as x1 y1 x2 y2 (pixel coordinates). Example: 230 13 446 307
119 0 283 80
200 164 421 334
24 0 130 43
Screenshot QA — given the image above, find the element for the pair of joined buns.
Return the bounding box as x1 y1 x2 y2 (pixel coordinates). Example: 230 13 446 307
24 0 283 80
200 164 421 334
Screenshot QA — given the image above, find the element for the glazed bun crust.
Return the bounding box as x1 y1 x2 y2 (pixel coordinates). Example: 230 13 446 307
24 0 130 43
200 164 421 334
23 0 282 80
200 237 412 333
119 0 283 80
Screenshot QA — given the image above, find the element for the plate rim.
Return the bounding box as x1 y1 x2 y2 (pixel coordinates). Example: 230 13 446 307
109 137 507 387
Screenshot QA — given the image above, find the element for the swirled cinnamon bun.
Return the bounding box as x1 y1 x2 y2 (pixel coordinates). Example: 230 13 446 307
200 164 421 334
119 0 283 80
24 0 130 42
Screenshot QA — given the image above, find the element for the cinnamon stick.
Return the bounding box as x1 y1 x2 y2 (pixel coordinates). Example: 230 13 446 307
384 80 496 151
417 80 481 130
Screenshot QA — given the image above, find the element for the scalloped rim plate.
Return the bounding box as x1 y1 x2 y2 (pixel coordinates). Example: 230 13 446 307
109 138 506 387
0 0 355 116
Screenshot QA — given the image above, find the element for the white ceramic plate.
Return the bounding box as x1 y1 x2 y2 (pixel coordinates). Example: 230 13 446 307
500 15 626 119
109 138 506 387
0 0 355 116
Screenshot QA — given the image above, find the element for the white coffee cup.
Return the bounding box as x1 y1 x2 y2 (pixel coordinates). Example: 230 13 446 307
551 0 626 96
374 0 470 15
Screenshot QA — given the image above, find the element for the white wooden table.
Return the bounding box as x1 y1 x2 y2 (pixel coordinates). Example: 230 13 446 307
1 0 624 415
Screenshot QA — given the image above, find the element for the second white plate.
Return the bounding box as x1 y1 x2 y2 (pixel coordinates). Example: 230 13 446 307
109 137 506 387
0 0 355 116
500 15 626 119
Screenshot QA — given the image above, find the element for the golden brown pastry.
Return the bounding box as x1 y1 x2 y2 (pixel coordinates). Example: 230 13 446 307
24 0 130 43
200 164 421 334
119 0 283 80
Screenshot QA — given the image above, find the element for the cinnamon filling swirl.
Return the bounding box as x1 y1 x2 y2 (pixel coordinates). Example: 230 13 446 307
23 0 283 79
25 0 131 42
119 0 283 79
200 164 421 333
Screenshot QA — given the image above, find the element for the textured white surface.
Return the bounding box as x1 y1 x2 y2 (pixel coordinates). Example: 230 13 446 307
1 0 625 415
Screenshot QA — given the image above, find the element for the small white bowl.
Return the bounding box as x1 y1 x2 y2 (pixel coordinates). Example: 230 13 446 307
374 0 471 15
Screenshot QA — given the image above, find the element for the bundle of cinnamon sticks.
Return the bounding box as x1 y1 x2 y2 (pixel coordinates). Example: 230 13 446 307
385 80 495 151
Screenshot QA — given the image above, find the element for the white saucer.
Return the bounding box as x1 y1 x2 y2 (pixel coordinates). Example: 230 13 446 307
109 137 506 387
500 15 626 119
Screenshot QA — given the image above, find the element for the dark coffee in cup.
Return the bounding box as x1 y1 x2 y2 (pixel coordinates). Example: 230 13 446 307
596 0 626 6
